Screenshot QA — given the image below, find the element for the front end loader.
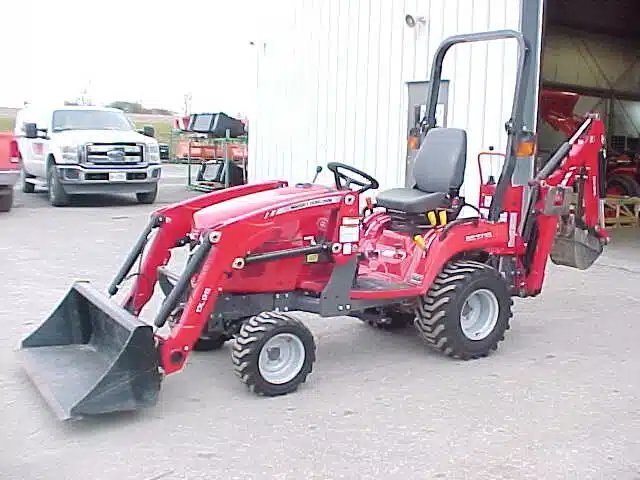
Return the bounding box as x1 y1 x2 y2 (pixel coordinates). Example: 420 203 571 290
19 30 610 420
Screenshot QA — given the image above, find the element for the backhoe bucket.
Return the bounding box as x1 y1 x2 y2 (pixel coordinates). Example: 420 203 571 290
550 227 603 270
19 282 161 420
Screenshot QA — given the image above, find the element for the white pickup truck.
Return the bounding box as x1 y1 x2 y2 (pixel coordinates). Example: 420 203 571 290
15 105 162 206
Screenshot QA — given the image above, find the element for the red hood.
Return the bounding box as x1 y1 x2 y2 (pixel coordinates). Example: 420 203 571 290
192 184 339 231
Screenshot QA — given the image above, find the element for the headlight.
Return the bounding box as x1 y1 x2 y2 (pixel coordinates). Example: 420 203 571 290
146 144 160 163
60 145 80 163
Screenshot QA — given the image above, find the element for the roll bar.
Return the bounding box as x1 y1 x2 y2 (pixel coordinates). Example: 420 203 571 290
422 29 531 222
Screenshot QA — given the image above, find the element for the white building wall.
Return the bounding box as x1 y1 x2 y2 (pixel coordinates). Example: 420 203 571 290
249 0 524 206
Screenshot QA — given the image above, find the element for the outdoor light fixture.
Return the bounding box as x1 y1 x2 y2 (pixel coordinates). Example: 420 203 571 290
405 14 426 28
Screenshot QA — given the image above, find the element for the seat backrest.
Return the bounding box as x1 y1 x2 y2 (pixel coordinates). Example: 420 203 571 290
413 127 467 193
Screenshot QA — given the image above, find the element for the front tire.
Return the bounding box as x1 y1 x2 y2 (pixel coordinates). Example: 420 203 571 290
414 260 512 359
21 167 35 193
47 164 70 207
193 333 230 351
136 185 158 204
232 311 316 396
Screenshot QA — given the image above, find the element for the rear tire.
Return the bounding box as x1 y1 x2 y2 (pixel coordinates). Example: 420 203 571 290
606 174 640 197
0 187 13 212
232 311 316 396
47 164 70 207
136 186 158 204
414 260 512 359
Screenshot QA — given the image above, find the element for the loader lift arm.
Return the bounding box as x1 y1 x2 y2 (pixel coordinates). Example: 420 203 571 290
108 180 287 315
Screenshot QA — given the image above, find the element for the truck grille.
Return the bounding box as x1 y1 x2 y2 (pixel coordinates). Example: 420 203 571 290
85 143 144 165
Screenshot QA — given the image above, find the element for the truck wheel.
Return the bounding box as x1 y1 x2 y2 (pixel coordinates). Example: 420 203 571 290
0 187 13 212
21 167 35 193
136 185 158 204
414 260 512 360
47 164 70 207
232 311 316 396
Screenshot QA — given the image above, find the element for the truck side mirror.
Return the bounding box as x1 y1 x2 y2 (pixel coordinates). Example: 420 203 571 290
24 123 38 139
142 125 155 138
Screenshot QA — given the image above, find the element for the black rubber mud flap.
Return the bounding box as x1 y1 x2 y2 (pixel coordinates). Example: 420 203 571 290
19 281 162 420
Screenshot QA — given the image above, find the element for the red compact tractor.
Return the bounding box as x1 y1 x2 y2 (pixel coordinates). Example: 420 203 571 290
20 30 610 420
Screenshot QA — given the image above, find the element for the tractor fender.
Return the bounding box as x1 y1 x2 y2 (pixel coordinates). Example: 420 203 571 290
413 219 513 295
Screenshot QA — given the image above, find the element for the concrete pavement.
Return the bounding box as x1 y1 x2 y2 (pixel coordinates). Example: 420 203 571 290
1 169 639 479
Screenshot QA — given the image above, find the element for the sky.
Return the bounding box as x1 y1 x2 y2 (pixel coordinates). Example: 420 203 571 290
1 0 266 115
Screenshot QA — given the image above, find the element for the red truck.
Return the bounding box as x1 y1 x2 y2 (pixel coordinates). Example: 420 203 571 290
0 132 20 212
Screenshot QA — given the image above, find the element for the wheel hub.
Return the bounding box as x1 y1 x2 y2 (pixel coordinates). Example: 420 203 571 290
460 289 499 340
258 333 305 384
266 346 280 361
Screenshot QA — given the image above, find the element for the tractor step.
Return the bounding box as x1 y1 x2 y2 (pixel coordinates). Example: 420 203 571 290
353 276 413 291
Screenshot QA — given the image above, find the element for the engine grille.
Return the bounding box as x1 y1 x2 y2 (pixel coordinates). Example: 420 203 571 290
84 143 144 165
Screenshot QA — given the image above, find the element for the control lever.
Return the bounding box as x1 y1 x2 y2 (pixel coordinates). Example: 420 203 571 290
312 166 323 183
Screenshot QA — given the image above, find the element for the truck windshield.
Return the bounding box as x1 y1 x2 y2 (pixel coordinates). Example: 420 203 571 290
52 110 134 132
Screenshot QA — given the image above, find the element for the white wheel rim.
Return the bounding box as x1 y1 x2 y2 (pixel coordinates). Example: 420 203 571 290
460 289 499 340
258 333 306 384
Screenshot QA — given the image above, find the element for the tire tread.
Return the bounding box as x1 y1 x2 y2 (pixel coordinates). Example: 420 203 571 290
414 259 512 360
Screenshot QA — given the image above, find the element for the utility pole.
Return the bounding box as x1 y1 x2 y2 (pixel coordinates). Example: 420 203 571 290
183 93 192 116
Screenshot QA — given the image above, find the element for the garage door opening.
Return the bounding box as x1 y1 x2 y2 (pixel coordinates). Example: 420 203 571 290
537 0 640 227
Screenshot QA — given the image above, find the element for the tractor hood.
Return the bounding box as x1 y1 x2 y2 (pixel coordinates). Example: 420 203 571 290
192 184 338 233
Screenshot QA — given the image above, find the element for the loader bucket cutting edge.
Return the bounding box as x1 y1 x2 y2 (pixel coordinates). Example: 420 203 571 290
18 281 162 420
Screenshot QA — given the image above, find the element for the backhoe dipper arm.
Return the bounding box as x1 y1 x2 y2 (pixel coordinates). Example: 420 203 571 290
524 115 607 295
111 181 287 314
542 116 606 230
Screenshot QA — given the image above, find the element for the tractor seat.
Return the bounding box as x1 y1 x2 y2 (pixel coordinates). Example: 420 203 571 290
376 128 467 214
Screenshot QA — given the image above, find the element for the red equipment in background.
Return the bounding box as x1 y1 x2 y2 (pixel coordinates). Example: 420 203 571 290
0 132 20 212
540 88 640 197
173 113 248 164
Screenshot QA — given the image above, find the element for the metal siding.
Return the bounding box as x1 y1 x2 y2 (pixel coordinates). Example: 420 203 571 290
251 0 524 206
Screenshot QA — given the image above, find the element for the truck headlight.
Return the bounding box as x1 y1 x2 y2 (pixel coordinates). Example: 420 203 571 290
146 144 160 164
60 145 80 163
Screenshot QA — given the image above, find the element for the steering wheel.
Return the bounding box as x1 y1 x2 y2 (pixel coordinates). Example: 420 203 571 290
327 162 379 194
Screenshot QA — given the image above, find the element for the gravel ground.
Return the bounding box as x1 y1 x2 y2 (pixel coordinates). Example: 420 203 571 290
1 166 639 479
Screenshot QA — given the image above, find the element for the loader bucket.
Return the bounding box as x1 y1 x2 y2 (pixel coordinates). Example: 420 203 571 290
19 281 161 420
550 227 603 270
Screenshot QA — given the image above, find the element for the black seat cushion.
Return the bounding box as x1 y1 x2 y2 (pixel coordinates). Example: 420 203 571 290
375 128 467 214
375 189 446 213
